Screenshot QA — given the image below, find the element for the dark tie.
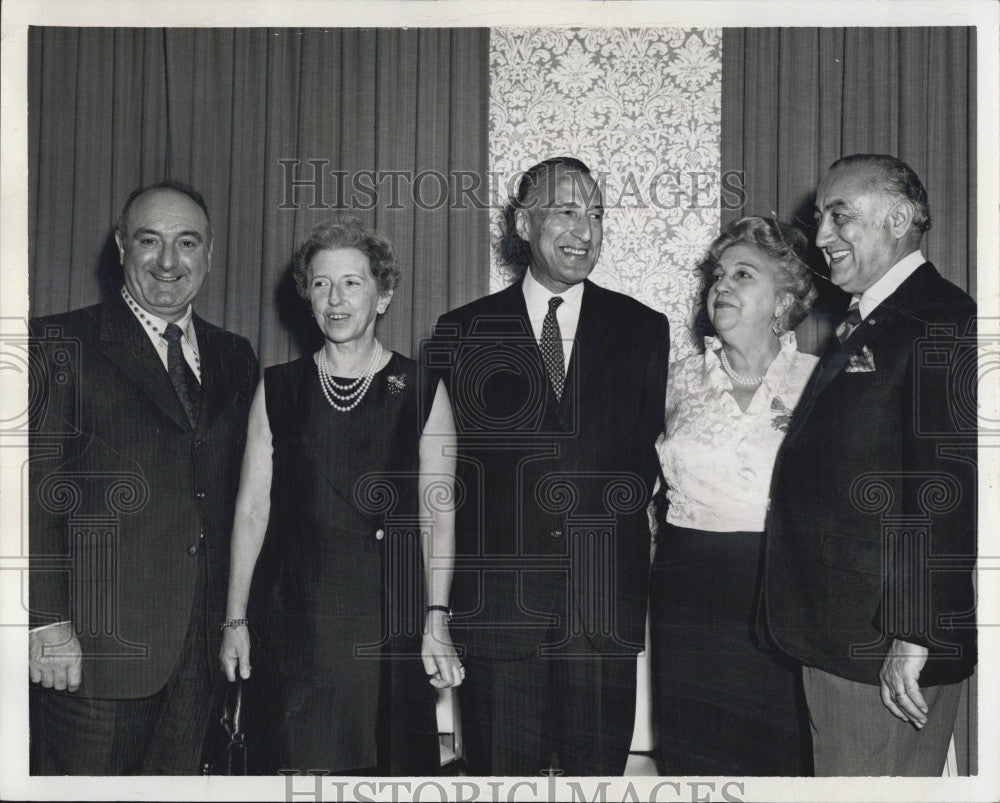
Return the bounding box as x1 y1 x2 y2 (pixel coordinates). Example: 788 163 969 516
163 323 201 428
836 301 862 345
540 296 566 401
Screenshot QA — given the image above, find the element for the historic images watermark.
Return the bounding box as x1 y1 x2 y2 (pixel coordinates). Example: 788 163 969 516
281 772 748 802
277 160 748 212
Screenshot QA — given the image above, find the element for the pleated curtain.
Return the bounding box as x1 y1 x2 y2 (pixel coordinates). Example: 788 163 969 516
722 27 976 296
28 28 490 368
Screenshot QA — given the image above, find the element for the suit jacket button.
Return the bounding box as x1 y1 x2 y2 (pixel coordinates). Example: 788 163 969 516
375 529 385 540
550 529 563 538
196 491 206 499
187 545 198 555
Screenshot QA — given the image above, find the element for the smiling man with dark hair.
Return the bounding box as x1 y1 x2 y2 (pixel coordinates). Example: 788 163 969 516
425 156 670 775
28 182 258 774
758 154 977 776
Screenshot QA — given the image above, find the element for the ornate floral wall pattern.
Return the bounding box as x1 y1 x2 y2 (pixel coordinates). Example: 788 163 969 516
489 28 722 359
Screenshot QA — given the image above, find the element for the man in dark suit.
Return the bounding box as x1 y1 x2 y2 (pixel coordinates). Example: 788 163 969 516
425 157 670 775
758 154 977 775
28 181 258 774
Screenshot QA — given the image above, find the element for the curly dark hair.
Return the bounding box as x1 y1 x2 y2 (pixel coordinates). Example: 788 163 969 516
498 157 596 277
829 153 931 235
704 216 818 333
291 216 399 301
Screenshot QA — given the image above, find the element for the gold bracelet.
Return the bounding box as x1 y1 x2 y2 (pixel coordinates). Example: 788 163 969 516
220 618 249 631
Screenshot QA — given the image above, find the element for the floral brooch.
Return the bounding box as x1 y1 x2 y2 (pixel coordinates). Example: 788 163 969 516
770 397 792 432
387 374 407 394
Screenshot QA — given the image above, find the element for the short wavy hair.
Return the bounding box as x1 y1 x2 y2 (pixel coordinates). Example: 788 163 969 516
829 153 931 235
498 156 595 278
291 216 399 301
705 216 818 333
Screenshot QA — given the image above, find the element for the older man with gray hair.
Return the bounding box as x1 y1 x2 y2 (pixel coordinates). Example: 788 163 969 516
29 180 258 774
758 154 977 775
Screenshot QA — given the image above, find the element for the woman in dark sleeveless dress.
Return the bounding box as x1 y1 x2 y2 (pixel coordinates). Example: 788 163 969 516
219 217 463 774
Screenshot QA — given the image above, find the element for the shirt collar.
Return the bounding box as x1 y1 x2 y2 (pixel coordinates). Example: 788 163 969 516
855 250 925 318
121 285 196 342
521 266 585 319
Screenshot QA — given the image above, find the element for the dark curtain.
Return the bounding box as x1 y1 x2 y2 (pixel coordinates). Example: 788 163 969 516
723 26 977 774
28 27 490 368
722 27 976 356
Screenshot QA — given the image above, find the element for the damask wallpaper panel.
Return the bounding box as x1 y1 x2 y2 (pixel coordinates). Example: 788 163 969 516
489 27 722 359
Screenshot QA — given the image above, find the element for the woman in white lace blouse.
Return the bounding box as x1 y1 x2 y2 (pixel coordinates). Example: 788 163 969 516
650 216 818 775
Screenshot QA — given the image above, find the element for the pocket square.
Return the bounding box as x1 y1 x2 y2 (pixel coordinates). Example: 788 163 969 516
845 345 876 373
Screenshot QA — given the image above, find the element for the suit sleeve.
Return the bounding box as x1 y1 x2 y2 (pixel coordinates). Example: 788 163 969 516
644 314 671 443
880 303 977 665
245 339 261 399
28 319 75 628
638 312 670 491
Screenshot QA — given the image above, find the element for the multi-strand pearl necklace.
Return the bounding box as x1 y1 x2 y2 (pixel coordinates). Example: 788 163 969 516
719 347 765 387
315 339 383 412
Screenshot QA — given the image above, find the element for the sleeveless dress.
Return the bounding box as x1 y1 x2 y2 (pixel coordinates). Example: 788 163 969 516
251 351 438 775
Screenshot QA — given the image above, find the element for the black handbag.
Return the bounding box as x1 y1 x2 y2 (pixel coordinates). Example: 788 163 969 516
220 679 248 774
202 679 248 775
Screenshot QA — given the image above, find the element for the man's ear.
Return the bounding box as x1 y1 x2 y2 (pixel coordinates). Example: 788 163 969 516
114 231 125 264
887 199 916 240
514 208 531 242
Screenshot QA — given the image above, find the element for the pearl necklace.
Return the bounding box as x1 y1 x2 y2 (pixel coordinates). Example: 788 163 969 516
719 347 765 387
315 340 383 412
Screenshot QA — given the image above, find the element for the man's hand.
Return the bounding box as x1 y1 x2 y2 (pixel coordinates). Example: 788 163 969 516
29 622 82 692
879 638 929 728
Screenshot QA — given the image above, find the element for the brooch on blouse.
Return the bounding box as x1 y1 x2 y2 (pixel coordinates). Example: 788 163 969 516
387 374 407 394
770 397 792 432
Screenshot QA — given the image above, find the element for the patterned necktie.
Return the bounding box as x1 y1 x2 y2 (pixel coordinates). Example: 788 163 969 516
163 323 201 428
540 296 566 401
836 301 862 345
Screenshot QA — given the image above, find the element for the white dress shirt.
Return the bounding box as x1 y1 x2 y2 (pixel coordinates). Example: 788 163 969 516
855 250 925 319
121 286 201 382
521 267 584 373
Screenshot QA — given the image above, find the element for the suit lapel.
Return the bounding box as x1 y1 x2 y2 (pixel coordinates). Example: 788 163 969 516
497 279 533 329
505 277 599 414
567 280 603 405
786 262 936 441
99 297 193 434
485 281 553 413
192 317 230 439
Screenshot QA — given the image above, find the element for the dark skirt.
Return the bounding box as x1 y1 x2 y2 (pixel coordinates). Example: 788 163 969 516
649 524 810 776
246 532 441 776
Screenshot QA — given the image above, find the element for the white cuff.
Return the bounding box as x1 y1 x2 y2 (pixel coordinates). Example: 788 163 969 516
30 620 71 634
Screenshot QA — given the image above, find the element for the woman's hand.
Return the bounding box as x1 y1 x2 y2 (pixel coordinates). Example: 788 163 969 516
220 625 251 682
421 610 464 689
